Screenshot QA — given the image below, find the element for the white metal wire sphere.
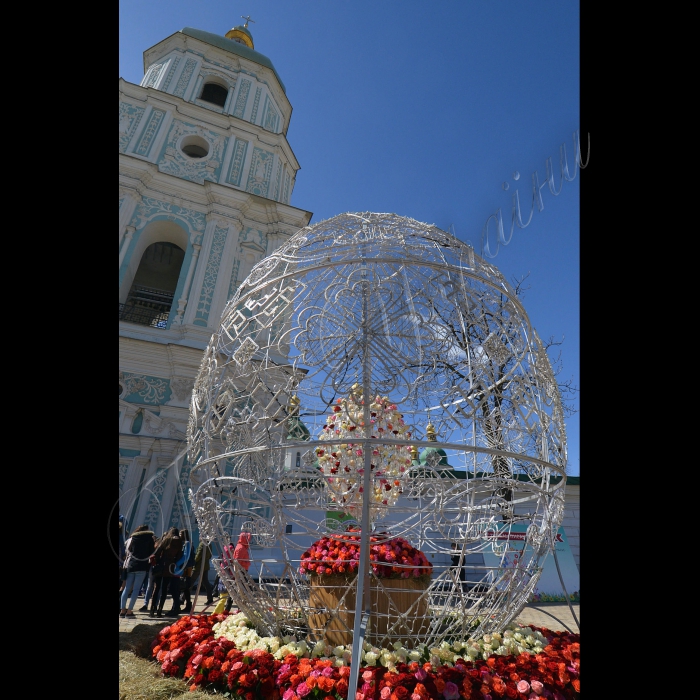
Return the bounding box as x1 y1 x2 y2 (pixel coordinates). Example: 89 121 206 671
187 212 567 647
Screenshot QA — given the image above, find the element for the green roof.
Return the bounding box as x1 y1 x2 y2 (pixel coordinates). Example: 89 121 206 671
286 416 310 441
419 446 450 467
180 27 286 93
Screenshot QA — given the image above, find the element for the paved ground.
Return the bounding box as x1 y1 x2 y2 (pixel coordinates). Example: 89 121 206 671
119 590 579 636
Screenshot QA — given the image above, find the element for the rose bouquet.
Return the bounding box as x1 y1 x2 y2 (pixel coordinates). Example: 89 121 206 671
299 530 432 585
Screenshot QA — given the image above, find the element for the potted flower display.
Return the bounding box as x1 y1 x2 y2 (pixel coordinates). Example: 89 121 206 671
300 529 433 647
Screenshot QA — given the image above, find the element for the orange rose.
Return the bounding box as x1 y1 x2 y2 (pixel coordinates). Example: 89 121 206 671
306 676 318 690
413 683 430 700
435 678 446 692
318 676 335 693
492 678 506 694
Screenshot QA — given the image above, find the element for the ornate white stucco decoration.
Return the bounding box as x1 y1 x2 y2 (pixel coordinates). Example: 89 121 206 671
187 212 567 650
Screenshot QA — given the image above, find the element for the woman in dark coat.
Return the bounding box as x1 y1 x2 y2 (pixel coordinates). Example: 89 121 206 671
149 527 184 617
120 525 155 617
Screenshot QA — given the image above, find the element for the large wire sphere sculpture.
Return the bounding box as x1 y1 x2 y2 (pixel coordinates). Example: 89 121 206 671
187 212 567 648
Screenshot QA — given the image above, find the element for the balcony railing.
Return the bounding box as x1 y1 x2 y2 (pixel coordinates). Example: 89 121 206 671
119 285 175 329
119 303 169 328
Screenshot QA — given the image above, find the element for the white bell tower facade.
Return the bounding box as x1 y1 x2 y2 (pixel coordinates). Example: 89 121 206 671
118 22 312 537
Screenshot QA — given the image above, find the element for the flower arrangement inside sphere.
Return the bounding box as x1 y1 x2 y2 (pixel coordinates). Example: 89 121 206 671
300 529 433 585
315 384 413 521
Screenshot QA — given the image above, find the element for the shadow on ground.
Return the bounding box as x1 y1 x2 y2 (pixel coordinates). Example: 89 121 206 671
119 622 171 658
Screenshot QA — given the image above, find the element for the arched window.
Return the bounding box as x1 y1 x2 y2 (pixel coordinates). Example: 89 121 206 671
199 82 228 107
120 241 185 328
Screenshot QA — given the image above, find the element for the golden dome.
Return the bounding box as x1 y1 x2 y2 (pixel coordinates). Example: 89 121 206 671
225 24 254 49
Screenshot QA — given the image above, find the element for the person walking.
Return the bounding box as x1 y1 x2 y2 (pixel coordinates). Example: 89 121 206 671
149 527 183 618
232 531 252 579
139 533 160 611
120 525 156 618
226 531 253 612
191 539 215 606
171 528 194 614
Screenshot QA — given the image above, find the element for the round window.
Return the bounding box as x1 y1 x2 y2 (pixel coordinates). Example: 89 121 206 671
180 135 210 159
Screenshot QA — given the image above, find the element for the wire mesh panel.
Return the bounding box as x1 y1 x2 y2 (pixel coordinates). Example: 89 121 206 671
187 212 567 648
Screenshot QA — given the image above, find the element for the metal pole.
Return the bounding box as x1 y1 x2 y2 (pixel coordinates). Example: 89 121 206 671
348 254 373 700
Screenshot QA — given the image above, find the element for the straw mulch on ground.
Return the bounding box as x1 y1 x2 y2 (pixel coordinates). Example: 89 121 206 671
119 622 212 700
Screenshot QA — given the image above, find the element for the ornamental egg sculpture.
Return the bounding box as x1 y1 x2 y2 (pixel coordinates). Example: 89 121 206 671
187 212 568 648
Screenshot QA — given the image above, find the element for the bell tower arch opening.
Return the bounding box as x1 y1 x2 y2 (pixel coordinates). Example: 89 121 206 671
119 220 188 328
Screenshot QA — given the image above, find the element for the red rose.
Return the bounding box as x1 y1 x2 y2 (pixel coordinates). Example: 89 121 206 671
207 669 224 684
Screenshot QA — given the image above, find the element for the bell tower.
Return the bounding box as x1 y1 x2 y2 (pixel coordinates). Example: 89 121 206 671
119 20 312 537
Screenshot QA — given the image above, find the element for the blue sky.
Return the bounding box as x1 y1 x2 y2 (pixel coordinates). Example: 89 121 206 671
119 1 581 477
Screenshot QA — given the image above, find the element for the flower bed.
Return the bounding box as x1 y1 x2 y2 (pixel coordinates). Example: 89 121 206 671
150 611 580 699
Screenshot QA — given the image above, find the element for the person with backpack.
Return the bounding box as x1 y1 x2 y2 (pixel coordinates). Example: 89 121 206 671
120 525 156 618
149 527 184 618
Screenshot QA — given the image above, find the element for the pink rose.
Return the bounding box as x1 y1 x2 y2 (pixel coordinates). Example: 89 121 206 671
381 688 392 699
362 670 374 681
443 682 460 700
517 680 531 694
530 680 544 694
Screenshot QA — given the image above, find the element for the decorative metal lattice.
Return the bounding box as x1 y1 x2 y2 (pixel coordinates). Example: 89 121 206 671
187 212 567 653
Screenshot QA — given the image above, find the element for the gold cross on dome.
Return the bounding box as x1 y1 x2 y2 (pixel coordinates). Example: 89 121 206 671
241 15 255 28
